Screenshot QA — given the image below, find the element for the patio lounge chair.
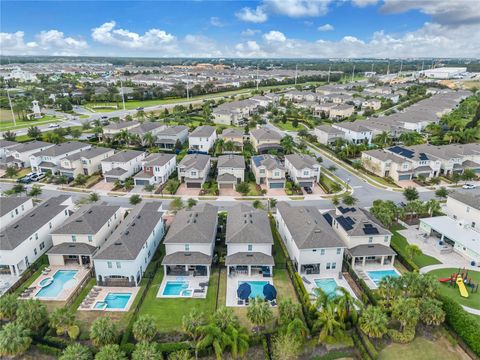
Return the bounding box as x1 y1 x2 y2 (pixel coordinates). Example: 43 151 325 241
245 298 250 306
237 299 244 305
302 276 311 285
270 300 277 307
199 282 209 287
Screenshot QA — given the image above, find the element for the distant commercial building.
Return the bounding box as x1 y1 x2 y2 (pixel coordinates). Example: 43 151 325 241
420 67 467 79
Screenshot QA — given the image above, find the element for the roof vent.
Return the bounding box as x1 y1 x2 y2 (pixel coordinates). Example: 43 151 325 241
30 214 35 217
114 242 122 245
76 220 83 223
87 210 93 214
247 254 253 257
14 225 19 229
68 244 75 248
314 230 321 233
131 223 135 227
124 231 129 236
137 215 141 219
185 253 191 256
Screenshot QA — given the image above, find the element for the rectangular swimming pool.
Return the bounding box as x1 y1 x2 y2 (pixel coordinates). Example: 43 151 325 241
239 281 269 299
314 278 338 298
35 270 78 299
162 281 192 296
94 292 132 310
367 269 400 286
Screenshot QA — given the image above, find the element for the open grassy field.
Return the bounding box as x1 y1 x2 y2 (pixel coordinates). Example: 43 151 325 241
274 121 307 131
426 268 480 310
0 112 59 131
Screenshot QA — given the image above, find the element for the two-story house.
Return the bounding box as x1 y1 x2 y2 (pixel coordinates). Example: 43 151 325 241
0 140 18 167
93 201 165 286
155 126 189 150
225 204 274 277
47 204 123 266
221 128 244 152
332 123 373 144
0 197 33 228
251 154 286 189
58 147 115 178
133 153 176 186
30 141 92 174
284 154 321 189
101 121 141 141
250 128 283 154
217 155 245 190
275 202 345 276
4 141 54 168
101 150 146 183
162 203 217 277
0 195 73 276
177 153 211 188
314 125 345 145
188 125 217 153
129 122 166 145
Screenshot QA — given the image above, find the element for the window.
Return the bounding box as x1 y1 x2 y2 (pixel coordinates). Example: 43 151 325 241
39 242 45 250
368 237 373 243
472 222 476 228
64 210 68 216
34 248 37 255
88 235 93 242
466 207 470 213
21 205 24 210
331 262 336 269
72 235 77 242
248 244 253 251
303 170 309 176
274 171 280 177
49 222 52 229
10 212 13 218
35 233 38 240
185 244 190 251
191 171 197 176
116 262 121 269
336 248 341 255
320 249 325 255
15 209 19 215
326 263 331 270
107 262 112 268
384 236 389 242
259 169 265 174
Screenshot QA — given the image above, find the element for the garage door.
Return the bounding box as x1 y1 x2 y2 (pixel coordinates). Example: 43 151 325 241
186 182 202 188
135 179 150 186
398 175 411 181
219 183 234 189
299 182 313 187
105 177 118 183
269 182 283 189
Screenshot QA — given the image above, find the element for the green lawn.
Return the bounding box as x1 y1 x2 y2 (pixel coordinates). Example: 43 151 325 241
138 267 220 332
247 182 262 196
274 121 306 131
0 114 59 131
379 335 467 360
426 268 480 310
390 229 441 268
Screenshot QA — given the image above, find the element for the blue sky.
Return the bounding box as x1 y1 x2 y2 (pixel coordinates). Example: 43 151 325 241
1 0 479 58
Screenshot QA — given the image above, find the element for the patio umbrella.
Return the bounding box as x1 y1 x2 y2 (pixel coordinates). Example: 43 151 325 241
263 283 277 301
237 283 251 300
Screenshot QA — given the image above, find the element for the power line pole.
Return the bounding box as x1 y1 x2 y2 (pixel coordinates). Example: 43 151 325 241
6 88 16 127
399 60 403 76
327 64 331 83
256 65 259 91
119 78 126 111
387 60 390 76
294 64 298 85
351 65 355 82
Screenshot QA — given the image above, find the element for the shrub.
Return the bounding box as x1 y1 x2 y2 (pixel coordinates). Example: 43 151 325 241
67 325 80 340
157 341 192 356
387 326 416 344
351 331 372 360
37 343 62 357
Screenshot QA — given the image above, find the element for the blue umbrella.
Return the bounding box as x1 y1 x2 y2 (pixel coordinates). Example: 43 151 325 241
237 283 251 300
263 283 277 301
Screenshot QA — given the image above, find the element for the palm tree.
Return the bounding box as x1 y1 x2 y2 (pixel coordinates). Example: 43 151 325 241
130 194 142 205
280 135 295 155
316 302 343 343
132 342 162 360
182 309 206 359
331 195 340 206
49 307 75 336
94 344 127 360
3 131 16 141
142 132 157 148
59 344 93 360
435 186 448 199
424 199 441 216
341 194 358 206
170 197 184 212
89 317 118 347
27 126 42 139
212 307 239 330
391 298 420 332
196 322 229 360
89 192 100 202
225 324 250 359
168 350 194 360
359 306 388 339
133 315 157 343
405 244 423 261
312 287 329 309
272 332 301 360
16 299 48 332
5 166 18 178
285 318 308 342
419 299 445 326
246 297 273 330
335 287 362 325
278 298 301 325
0 322 32 358
0 293 18 321
28 185 42 197
403 186 419 201
377 276 400 309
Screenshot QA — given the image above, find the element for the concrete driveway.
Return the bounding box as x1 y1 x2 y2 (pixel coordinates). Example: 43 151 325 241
176 183 201 196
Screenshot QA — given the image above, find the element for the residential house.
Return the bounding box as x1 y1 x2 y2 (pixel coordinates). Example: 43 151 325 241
0 140 18 167
94 201 165 286
177 153 211 188
0 197 33 227
332 123 373 144
101 121 140 140
362 99 382 111
58 147 115 178
284 154 321 189
217 155 245 190
329 104 355 120
129 122 166 144
48 204 123 266
284 91 317 102
155 126 189 150
30 142 92 174
314 103 337 118
162 203 217 277
250 128 283 154
133 153 176 186
313 125 345 145
221 128 244 151
275 202 345 275
225 204 274 276
324 207 395 268
213 100 260 126
0 196 73 276
188 125 217 152
5 141 55 168
101 150 146 183
251 154 286 189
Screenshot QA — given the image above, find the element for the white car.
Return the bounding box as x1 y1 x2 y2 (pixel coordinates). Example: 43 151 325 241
30 173 46 182
462 184 478 189
48 123 60 128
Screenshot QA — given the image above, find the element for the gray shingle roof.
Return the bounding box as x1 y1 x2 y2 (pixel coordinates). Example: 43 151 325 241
315 125 344 134
0 197 31 217
331 207 391 237
178 153 210 171
156 125 188 136
104 167 128 176
217 173 237 182
143 153 176 167
103 150 145 163
448 189 480 210
226 204 273 244
0 196 71 251
9 141 52 153
285 154 318 170
104 121 140 130
162 251 212 265
225 252 274 265
64 147 113 161
250 128 282 141
222 128 244 138
189 125 216 138
349 244 396 257
94 201 163 260
0 140 17 149
51 203 120 235
277 202 344 249
163 203 217 245
33 142 90 157
48 242 97 255
129 122 164 135
217 155 245 169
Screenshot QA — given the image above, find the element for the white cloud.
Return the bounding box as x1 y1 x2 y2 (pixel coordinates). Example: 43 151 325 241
91 21 176 49
263 30 287 42
183 35 223 57
235 40 265 57
241 29 261 36
235 6 268 23
265 0 332 17
209 17 224 27
318 24 334 31
352 0 378 7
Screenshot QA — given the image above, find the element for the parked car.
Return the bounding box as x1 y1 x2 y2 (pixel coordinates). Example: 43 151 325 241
101 115 108 120
30 173 46 182
17 176 31 184
48 123 60 128
462 184 478 189
136 107 144 110
303 186 313 194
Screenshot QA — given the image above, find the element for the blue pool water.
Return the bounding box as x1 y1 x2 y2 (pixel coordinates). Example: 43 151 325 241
367 270 400 286
314 278 338 298
163 281 189 296
94 293 132 310
239 281 269 299
35 270 78 298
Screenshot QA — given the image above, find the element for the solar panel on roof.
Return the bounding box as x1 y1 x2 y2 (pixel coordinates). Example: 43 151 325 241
364 224 373 228
323 213 333 226
363 227 379 235
337 216 353 231
419 153 429 160
345 217 355 225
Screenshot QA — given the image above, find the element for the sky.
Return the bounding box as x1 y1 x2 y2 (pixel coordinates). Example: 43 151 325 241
1 0 480 58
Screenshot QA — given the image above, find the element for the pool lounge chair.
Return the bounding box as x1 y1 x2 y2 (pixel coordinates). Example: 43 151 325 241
237 299 244 306
302 276 311 285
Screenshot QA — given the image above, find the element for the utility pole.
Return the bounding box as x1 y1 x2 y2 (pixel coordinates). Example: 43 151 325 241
6 88 16 127
186 79 190 100
399 60 403 76
351 65 355 82
387 60 390 76
119 78 126 111
327 64 331 83
256 65 259 91
294 64 298 85
371 63 374 72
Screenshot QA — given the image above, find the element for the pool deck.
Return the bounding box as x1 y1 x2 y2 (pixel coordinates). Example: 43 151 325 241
354 265 400 289
157 275 209 299
19 265 91 302
226 273 274 307
78 286 140 312
301 273 358 301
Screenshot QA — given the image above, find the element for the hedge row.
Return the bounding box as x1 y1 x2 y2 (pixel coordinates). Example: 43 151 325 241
389 235 419 272
343 261 377 306
439 295 480 357
351 331 373 360
357 328 379 359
